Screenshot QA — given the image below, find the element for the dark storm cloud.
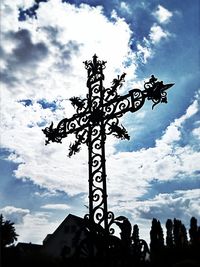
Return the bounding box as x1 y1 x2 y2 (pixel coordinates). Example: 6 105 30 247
41 26 82 71
56 40 82 70
141 177 200 200
43 26 81 54
0 29 48 86
0 206 30 224
136 190 199 222
42 26 60 46
137 202 187 222
0 72 19 86
11 29 48 64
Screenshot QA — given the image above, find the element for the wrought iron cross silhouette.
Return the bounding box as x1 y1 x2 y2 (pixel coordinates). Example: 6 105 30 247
43 54 174 235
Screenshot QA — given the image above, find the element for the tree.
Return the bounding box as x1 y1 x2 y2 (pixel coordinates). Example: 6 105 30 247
132 224 140 257
173 218 181 248
180 223 188 247
132 224 140 244
157 220 164 247
150 218 158 252
0 214 18 248
189 217 198 246
166 219 173 248
150 218 164 252
173 218 188 248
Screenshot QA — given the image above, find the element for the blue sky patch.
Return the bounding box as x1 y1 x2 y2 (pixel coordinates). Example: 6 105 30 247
19 99 33 106
37 99 58 111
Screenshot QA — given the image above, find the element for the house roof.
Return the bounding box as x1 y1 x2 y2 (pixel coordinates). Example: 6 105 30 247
43 213 85 244
51 214 84 234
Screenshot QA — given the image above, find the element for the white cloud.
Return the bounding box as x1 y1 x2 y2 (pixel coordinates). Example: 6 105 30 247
135 189 200 222
16 212 59 244
157 99 198 145
108 188 200 244
192 126 200 139
41 204 71 210
136 20 172 63
135 5 173 60
136 42 152 63
136 5 173 62
1 79 200 202
34 191 58 198
149 24 170 44
110 188 200 240
0 0 137 197
120 2 131 14
1 206 73 244
107 144 200 203
0 0 136 101
0 206 30 224
16 0 36 9
153 5 173 24
105 98 200 211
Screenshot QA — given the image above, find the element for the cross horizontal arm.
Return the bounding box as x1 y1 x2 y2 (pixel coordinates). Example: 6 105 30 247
42 111 90 145
42 88 145 145
43 80 174 145
103 89 145 120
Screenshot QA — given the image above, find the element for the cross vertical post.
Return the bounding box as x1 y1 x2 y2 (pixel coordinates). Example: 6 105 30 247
85 54 109 233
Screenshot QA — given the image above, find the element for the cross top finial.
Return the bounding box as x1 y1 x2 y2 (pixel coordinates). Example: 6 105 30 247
93 54 98 61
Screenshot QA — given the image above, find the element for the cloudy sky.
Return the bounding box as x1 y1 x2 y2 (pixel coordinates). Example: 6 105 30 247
0 0 200 245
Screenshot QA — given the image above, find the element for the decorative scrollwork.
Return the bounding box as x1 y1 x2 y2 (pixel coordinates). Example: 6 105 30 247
68 140 81 157
69 96 85 110
143 75 174 109
84 54 106 85
93 188 102 202
110 123 130 140
42 122 62 145
91 154 102 168
75 129 88 145
130 89 145 112
93 206 104 225
93 170 103 183
104 116 118 135
104 72 126 101
107 211 115 235
92 82 102 95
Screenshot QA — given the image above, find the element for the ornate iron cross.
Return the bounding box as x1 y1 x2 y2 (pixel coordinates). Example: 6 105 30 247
43 55 173 235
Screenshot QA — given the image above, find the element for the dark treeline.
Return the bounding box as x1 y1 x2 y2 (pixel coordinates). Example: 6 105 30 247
149 217 200 267
1 215 200 267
